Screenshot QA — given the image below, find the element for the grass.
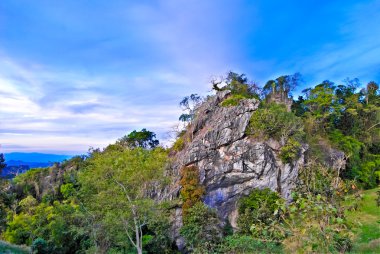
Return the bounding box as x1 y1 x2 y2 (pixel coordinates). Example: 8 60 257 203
0 240 30 254
345 187 380 254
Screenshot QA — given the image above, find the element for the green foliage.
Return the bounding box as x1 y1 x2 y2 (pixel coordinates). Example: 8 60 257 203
298 159 345 198
224 72 261 98
237 188 285 240
247 103 304 144
78 146 169 253
329 129 379 188
220 94 247 107
117 128 159 149
172 136 185 152
31 238 48 254
59 183 75 199
279 138 301 164
279 193 353 253
218 235 283 253
297 79 380 188
3 200 87 252
215 72 260 111
263 73 301 99
344 188 380 253
180 202 222 253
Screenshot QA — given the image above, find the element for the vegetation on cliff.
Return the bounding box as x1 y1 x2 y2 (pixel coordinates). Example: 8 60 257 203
0 72 378 253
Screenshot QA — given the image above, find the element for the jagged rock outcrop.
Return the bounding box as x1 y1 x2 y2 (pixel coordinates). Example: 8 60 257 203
163 91 308 248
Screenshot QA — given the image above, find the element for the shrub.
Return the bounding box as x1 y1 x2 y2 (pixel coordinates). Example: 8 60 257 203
247 103 303 144
279 138 301 164
237 188 284 240
172 136 185 152
220 94 248 107
179 166 205 216
60 183 75 199
31 238 48 254
280 193 353 253
180 202 222 252
218 235 283 253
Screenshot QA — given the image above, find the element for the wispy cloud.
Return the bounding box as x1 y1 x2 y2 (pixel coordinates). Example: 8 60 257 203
0 56 185 154
0 0 379 154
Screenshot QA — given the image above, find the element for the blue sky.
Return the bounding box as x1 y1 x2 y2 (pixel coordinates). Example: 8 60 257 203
0 0 379 155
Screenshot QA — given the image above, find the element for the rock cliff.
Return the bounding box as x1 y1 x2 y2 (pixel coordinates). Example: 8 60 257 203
163 91 309 248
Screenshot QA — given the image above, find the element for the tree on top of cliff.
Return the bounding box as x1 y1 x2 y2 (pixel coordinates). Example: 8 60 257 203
262 73 301 102
179 94 203 124
212 71 261 99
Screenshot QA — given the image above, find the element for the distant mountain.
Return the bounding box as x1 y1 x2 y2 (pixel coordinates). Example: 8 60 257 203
1 153 72 179
6 160 53 168
4 152 72 163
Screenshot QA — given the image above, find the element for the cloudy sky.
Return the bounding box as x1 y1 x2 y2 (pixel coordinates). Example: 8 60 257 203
0 0 379 155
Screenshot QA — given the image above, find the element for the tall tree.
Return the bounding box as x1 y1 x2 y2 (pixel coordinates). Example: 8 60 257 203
78 145 168 254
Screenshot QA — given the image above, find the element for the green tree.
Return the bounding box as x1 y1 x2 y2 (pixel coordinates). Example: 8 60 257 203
180 202 222 253
179 94 202 124
117 129 159 149
262 73 301 99
78 145 169 254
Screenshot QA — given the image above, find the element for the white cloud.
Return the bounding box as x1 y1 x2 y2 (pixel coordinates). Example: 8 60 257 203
0 56 185 154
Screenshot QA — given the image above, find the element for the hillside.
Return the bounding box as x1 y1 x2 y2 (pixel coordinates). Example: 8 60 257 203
0 73 378 253
0 153 72 179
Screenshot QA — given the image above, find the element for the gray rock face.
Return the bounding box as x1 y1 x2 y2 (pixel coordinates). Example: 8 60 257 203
164 91 308 236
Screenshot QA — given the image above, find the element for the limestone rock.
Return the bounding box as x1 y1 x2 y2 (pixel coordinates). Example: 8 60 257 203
162 91 309 238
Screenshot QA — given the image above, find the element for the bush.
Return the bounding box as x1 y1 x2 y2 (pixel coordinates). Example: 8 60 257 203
180 202 222 253
237 188 284 240
220 94 248 107
31 238 48 254
218 235 283 253
247 103 303 144
280 193 353 253
60 183 75 199
279 138 301 164
172 136 185 152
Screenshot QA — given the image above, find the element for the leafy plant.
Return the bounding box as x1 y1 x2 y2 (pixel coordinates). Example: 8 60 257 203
117 129 159 149
180 202 222 253
237 188 284 240
279 193 353 253
218 235 283 253
220 94 248 107
172 136 185 152
279 138 301 164
247 103 304 145
31 238 48 254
